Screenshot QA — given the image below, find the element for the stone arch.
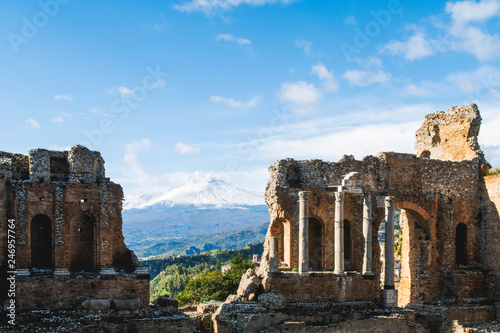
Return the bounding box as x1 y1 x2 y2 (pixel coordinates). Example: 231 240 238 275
270 218 292 269
455 223 468 266
70 213 95 272
420 150 431 159
30 214 53 269
393 201 433 306
308 217 324 271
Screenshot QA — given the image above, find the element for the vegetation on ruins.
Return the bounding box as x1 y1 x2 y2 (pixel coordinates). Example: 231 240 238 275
145 243 263 304
176 254 255 306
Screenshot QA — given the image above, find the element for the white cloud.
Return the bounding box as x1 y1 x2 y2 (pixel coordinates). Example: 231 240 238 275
118 86 133 95
51 115 65 125
210 95 259 108
50 112 72 126
402 81 431 96
151 79 167 89
216 33 252 46
446 0 500 25
449 25 500 61
366 56 383 68
245 121 418 162
382 32 439 61
382 0 500 61
295 39 312 56
278 81 322 114
311 63 338 92
54 94 72 102
174 0 293 15
25 118 40 129
49 145 71 151
445 66 500 105
175 142 200 154
342 69 391 87
88 108 112 118
123 139 153 183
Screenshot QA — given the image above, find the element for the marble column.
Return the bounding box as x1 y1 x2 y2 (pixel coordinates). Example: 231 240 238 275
269 236 279 273
384 196 395 289
298 191 310 275
362 192 373 275
334 189 345 274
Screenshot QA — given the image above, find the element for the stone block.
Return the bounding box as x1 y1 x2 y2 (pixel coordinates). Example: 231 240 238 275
157 296 178 309
113 298 141 310
82 299 111 310
381 289 398 308
258 293 286 310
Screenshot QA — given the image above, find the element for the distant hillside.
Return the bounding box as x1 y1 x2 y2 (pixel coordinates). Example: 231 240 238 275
122 177 269 257
141 243 265 280
132 222 268 258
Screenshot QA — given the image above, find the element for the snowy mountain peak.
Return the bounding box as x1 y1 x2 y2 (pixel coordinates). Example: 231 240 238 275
123 178 265 210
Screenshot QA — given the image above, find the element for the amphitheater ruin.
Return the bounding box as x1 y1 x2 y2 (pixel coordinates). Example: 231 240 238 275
1 104 499 332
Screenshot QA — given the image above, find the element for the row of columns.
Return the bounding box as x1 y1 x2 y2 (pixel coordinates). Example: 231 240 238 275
290 190 395 286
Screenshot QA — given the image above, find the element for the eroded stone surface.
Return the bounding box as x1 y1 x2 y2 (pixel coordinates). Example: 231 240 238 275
414 104 486 163
0 145 149 310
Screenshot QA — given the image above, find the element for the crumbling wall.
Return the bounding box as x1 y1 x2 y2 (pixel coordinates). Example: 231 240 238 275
414 104 486 165
255 104 500 310
213 301 428 333
0 145 148 310
481 174 500 270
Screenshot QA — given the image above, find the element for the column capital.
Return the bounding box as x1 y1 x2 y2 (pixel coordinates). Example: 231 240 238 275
334 191 345 201
298 191 311 200
384 196 395 207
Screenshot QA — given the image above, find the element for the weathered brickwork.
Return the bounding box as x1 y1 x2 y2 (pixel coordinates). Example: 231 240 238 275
235 105 499 325
261 272 378 303
259 153 485 305
415 104 485 163
0 145 149 310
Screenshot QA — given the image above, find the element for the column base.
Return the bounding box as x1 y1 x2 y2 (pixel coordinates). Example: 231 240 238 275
54 268 70 281
134 267 150 279
362 272 375 280
381 289 398 308
15 269 30 282
100 268 117 280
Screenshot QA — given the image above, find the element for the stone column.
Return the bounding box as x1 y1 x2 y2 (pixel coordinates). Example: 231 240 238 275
269 236 279 273
362 192 373 275
298 191 310 275
384 196 395 289
334 189 345 274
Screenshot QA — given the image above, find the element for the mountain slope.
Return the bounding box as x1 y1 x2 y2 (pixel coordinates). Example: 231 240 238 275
124 178 264 210
122 178 269 257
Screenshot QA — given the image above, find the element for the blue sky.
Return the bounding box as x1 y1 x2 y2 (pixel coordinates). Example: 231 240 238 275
1 0 499 197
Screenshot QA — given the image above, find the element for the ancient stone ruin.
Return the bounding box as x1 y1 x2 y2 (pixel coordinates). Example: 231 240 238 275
2 104 500 332
214 104 500 332
0 145 149 310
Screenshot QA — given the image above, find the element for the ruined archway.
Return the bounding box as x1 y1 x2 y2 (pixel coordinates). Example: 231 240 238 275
308 217 324 271
70 213 95 272
395 203 432 306
31 214 53 269
270 218 292 269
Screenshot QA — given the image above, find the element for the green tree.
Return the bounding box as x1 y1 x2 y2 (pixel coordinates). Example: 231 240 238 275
175 253 255 306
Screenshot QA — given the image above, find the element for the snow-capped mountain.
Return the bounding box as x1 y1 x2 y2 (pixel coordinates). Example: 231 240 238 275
124 178 264 210
122 178 269 257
